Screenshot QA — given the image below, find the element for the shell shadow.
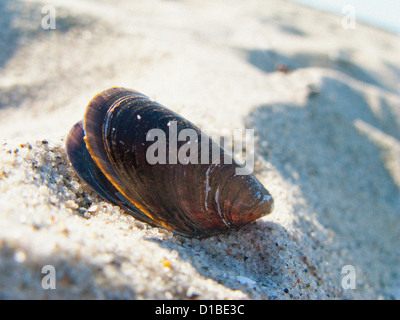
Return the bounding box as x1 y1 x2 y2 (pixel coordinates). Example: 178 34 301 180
245 77 400 298
145 220 288 298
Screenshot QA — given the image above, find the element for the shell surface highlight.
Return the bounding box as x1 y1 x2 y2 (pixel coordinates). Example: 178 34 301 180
66 87 274 237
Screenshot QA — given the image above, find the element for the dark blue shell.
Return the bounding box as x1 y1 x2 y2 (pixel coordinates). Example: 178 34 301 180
66 87 274 237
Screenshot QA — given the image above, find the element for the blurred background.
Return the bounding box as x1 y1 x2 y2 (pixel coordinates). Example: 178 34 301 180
0 0 399 140
291 0 400 35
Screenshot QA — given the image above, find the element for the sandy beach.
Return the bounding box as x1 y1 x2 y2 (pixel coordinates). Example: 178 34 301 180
0 0 399 299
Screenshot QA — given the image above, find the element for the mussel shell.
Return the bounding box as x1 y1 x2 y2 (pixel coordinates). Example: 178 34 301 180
66 87 274 237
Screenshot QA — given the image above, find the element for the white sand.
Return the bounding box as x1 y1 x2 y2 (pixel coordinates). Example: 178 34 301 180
0 0 399 299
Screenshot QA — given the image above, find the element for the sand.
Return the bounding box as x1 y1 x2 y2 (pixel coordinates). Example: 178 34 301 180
0 0 399 299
